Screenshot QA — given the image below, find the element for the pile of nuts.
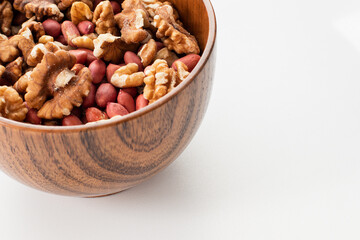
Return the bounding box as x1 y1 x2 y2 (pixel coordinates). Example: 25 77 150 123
0 0 201 126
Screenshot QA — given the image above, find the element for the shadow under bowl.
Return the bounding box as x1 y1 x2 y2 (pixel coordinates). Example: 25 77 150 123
0 0 217 197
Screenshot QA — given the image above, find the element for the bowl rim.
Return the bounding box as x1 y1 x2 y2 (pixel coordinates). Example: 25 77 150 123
0 0 217 132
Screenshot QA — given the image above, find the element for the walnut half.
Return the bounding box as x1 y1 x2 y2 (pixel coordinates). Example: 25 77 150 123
0 86 28 121
25 50 92 119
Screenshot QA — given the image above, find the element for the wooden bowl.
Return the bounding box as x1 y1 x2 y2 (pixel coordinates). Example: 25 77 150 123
0 0 217 197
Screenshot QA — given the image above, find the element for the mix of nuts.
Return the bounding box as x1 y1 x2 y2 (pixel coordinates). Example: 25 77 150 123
0 0 201 126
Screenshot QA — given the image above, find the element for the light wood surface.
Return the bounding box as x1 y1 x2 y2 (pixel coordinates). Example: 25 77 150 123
0 0 217 197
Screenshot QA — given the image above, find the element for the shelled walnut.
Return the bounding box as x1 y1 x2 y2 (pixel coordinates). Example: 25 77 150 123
24 50 92 119
0 1 13 36
14 0 64 21
138 39 157 67
153 5 200 54
0 86 28 121
70 1 93 25
110 63 145 88
93 1 119 35
115 0 151 44
93 33 137 63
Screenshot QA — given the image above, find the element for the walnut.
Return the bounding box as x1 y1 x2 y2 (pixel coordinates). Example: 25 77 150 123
0 36 21 64
153 5 200 54
115 0 151 44
14 0 64 21
11 26 21 36
1 57 24 84
110 63 145 88
0 86 28 121
39 35 54 44
14 70 32 93
0 1 13 36
58 0 93 11
18 18 45 42
154 47 178 66
143 59 187 103
93 1 119 35
93 33 137 63
138 39 156 67
84 33 98 40
70 1 93 25
24 41 62 67
25 50 92 119
72 36 94 50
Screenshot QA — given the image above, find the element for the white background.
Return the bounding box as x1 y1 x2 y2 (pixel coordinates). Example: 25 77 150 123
1 0 360 239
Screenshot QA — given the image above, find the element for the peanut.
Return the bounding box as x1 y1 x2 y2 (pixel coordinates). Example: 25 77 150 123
124 51 143 71
25 108 42 125
106 102 129 118
61 21 81 47
69 50 88 64
77 21 95 35
155 42 165 51
62 115 82 126
122 87 138 98
95 83 117 108
43 19 61 38
136 94 149 110
86 107 108 122
117 90 135 113
82 83 96 108
78 48 97 65
172 54 201 72
89 59 106 84
106 63 123 82
110 1 121 14
55 35 67 45
71 107 82 118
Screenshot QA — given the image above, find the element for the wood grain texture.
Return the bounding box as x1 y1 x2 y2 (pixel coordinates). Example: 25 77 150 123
0 0 217 197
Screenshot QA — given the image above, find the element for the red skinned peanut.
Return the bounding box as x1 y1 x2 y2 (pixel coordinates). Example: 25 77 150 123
106 103 129 118
61 21 80 47
122 87 138 98
155 42 165 51
25 109 42 125
106 64 122 82
77 21 95 35
69 50 88 64
117 90 135 113
89 59 106 84
110 1 121 14
136 94 149 110
96 83 117 108
55 35 67 45
124 51 143 71
86 107 108 122
78 48 97 65
43 19 61 38
62 115 82 126
71 107 82 118
172 54 201 72
82 83 96 108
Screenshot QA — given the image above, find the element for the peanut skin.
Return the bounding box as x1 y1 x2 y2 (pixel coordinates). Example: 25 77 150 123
89 59 106 84
69 50 88 64
86 107 108 122
96 83 117 108
82 83 96 108
110 1 121 14
106 64 123 82
124 51 143 71
117 90 135 113
106 103 129 118
25 109 42 125
62 115 83 126
43 19 61 38
136 94 149 110
61 21 81 47
77 21 95 35
122 87 138 98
